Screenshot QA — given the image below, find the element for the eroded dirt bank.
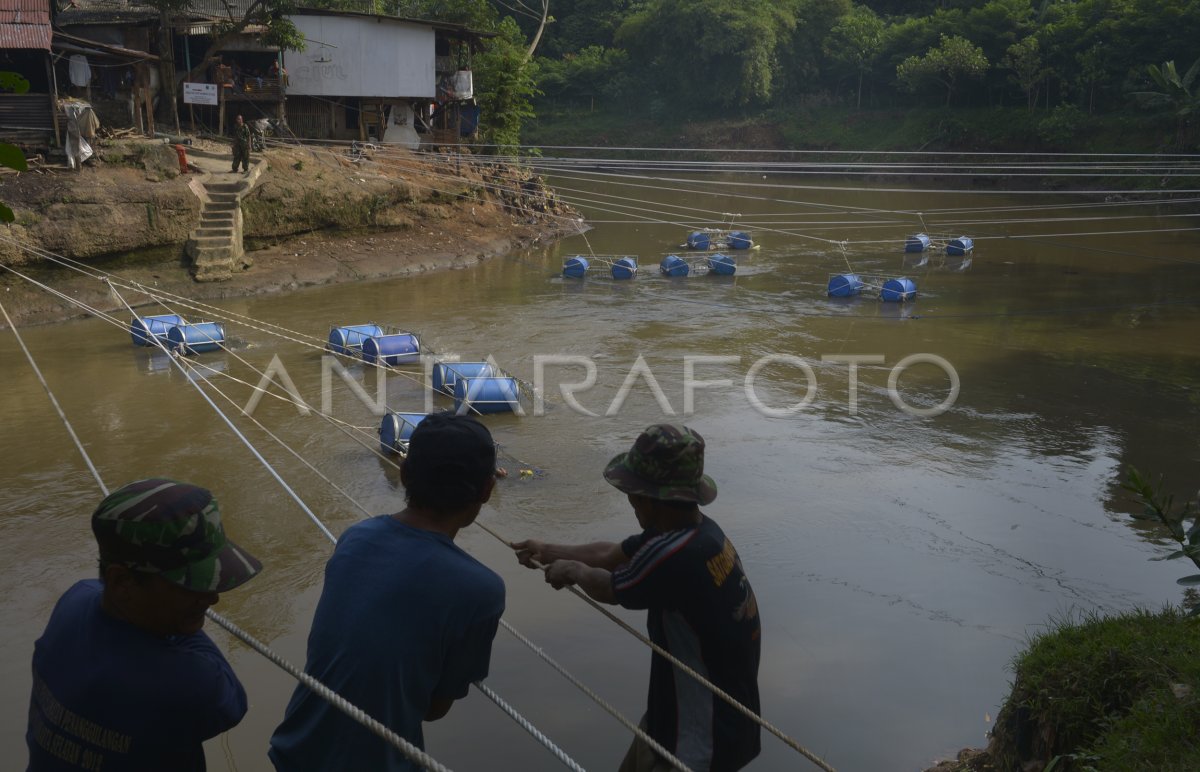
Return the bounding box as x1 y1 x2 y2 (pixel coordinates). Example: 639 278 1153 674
0 138 579 327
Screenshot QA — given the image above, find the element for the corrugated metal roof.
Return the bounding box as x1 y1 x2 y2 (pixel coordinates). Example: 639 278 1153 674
0 0 51 50
0 25 50 49
58 0 255 21
0 0 52 14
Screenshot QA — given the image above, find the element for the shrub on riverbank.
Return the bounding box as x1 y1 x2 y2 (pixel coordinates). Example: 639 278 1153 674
985 607 1200 770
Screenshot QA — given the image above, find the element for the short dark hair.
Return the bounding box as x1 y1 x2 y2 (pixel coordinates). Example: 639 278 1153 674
402 412 496 513
656 498 700 512
98 560 154 584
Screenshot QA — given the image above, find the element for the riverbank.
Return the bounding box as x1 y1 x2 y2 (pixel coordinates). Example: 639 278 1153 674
525 105 1195 167
0 136 580 327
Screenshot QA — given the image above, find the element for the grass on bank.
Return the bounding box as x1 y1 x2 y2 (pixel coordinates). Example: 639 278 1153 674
989 606 1200 771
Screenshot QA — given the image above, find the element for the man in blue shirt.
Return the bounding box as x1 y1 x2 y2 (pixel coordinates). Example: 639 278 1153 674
27 479 263 771
270 411 506 771
515 425 761 772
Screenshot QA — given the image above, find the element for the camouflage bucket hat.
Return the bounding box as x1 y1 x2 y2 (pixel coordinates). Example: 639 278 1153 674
603 424 717 505
92 479 262 593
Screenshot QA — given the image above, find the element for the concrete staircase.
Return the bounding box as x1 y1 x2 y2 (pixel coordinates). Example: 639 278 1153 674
185 160 265 282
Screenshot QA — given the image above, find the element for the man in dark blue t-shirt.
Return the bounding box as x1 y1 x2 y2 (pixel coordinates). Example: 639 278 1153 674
26 479 263 772
270 412 506 772
515 424 761 772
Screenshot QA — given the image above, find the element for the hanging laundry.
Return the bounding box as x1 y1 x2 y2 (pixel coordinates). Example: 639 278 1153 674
68 55 91 88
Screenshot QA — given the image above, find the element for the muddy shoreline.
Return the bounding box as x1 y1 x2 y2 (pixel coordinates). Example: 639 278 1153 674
0 218 578 329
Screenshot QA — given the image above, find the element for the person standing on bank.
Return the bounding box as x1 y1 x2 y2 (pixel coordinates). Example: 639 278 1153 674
270 412 506 771
26 479 263 772
231 114 251 174
514 425 762 772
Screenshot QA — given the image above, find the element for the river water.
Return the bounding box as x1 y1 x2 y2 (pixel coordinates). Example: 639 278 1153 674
3 174 1199 771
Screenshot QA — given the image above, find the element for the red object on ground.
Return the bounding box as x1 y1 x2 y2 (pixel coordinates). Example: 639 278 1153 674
174 144 189 174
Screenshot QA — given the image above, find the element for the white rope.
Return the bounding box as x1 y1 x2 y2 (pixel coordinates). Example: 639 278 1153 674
571 576 834 771
0 299 109 496
472 521 836 772
2 291 453 772
110 283 338 544
497 619 691 772
205 610 454 772
470 680 587 772
174 359 376 520
173 354 692 768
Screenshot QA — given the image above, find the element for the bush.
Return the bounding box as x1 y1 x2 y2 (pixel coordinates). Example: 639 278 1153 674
1037 104 1086 146
990 608 1200 771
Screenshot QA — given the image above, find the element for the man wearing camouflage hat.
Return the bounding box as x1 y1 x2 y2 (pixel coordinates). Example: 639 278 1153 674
515 425 761 772
26 479 262 771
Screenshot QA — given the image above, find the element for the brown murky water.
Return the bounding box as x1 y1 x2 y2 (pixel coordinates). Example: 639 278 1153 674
3 176 1200 771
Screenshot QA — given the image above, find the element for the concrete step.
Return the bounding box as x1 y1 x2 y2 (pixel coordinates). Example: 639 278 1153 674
195 226 234 237
206 182 244 194
190 243 239 260
192 264 234 282
208 192 239 204
200 213 235 224
188 233 232 246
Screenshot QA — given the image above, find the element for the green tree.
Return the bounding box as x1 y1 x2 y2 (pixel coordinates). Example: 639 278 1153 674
1001 36 1048 110
1132 58 1200 147
824 5 884 109
537 45 631 105
385 0 499 29
1124 467 1200 613
475 17 540 153
616 0 797 109
536 0 636 58
1135 58 1200 116
896 33 989 106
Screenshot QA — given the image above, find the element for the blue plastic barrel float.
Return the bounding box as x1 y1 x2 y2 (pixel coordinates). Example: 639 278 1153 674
707 253 736 276
362 333 421 366
880 277 918 302
686 231 710 250
827 273 864 297
946 236 974 256
454 376 521 415
327 324 384 356
562 256 589 278
432 361 496 394
129 314 183 347
727 231 753 249
378 411 427 454
660 255 690 277
611 257 638 280
167 322 226 355
905 233 931 253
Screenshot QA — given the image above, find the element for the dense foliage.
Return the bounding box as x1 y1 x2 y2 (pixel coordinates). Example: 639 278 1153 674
527 0 1199 126
302 0 1199 149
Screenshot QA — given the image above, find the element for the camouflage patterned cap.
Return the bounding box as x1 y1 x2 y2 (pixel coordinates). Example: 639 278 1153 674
603 424 717 505
92 479 262 593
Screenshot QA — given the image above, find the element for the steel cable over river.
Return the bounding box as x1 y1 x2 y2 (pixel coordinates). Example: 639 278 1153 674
2 147 1198 769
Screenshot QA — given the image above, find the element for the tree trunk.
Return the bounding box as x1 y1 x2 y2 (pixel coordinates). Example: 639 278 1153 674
856 71 863 110
159 10 180 134
525 0 550 61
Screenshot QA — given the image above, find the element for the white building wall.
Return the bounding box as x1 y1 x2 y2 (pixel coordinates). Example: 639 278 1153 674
285 15 436 98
